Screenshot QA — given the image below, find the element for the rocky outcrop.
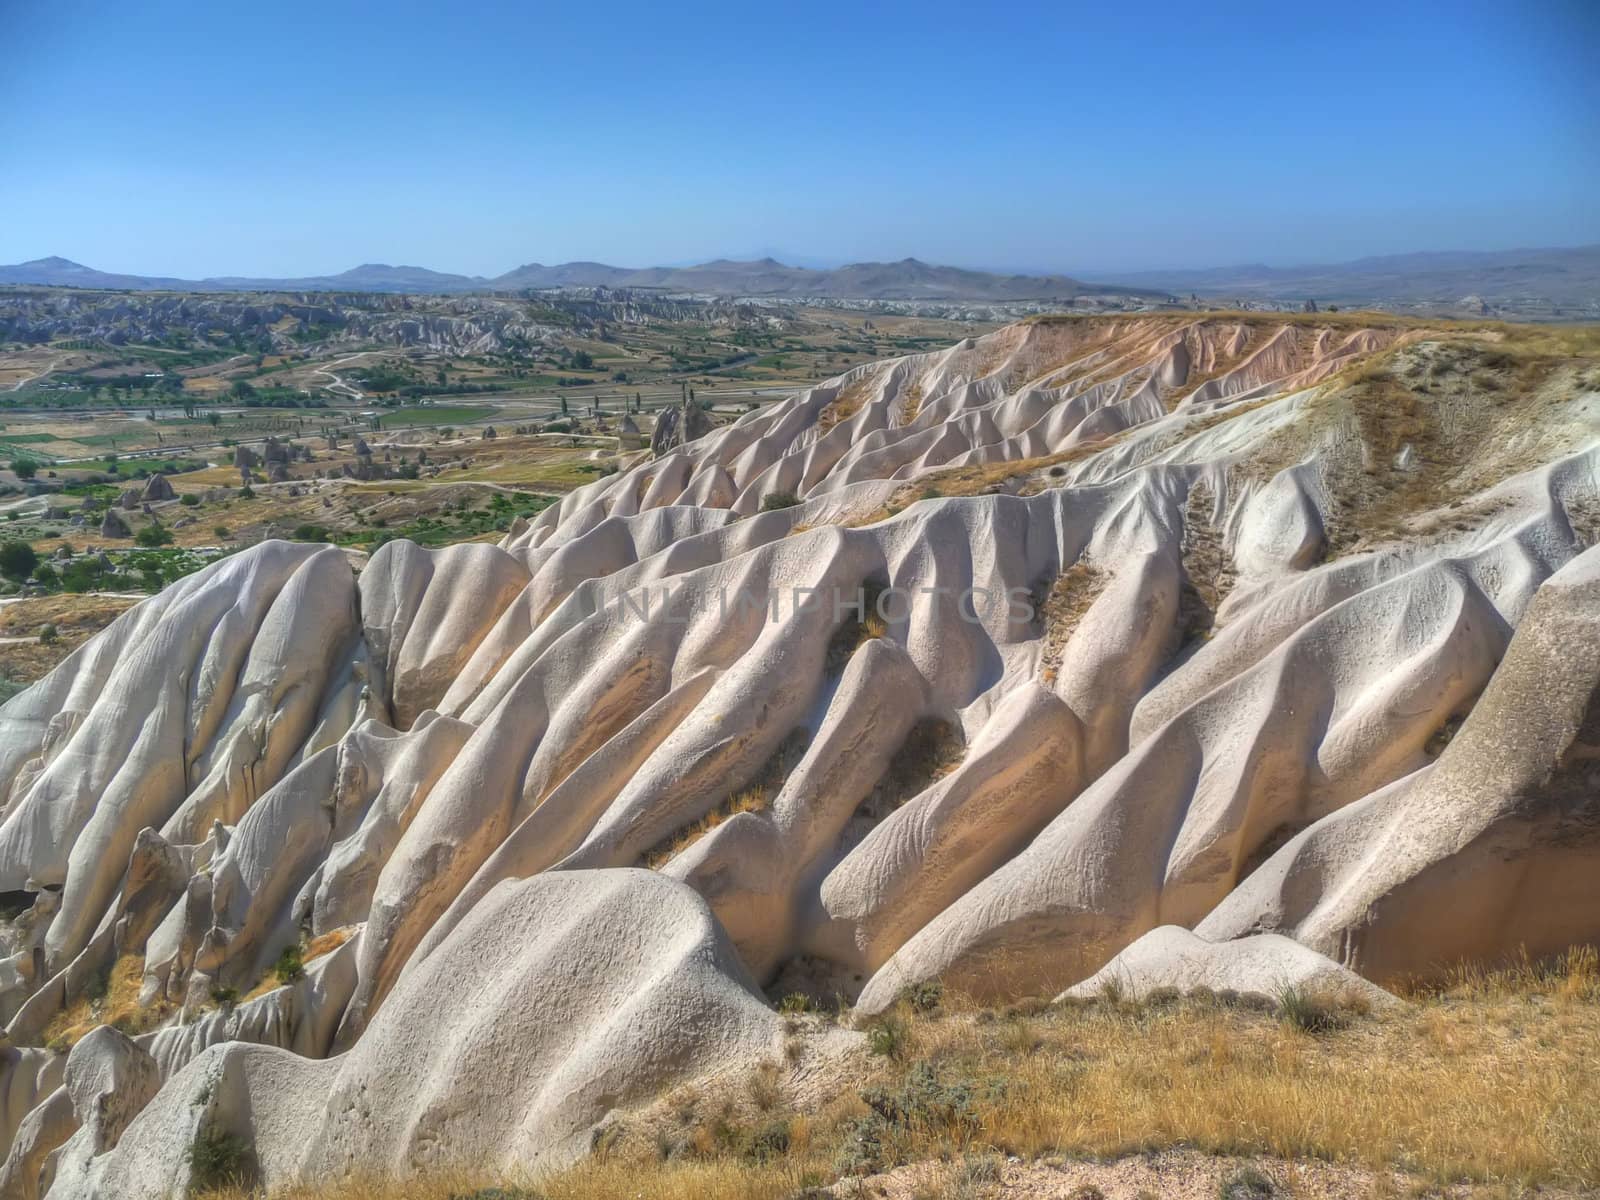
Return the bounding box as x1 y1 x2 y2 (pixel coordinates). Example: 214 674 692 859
138 475 174 503
44 871 778 1199
649 398 711 457
0 315 1597 1198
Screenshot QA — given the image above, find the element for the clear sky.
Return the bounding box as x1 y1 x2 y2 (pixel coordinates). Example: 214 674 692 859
2 0 1596 279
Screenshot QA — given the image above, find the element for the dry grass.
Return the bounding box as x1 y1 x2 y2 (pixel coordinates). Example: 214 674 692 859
897 380 926 426
0 591 138 683
1232 328 1600 559
1035 561 1106 684
194 949 1599 1200
642 784 772 869
641 730 811 869
42 954 171 1051
304 926 353 964
848 435 1124 528
818 369 882 434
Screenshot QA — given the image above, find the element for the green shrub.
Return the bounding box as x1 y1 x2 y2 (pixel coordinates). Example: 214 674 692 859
179 493 200 506
135 525 173 547
273 944 305 985
186 1123 252 1193
212 525 229 539
778 992 814 1014
760 491 801 512
31 563 57 586
38 623 58 645
865 1014 908 1059
901 979 944 1014
209 985 240 1011
743 1118 791 1163
290 524 328 542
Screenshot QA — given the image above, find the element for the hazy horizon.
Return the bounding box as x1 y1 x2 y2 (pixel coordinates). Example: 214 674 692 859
6 242 1600 287
3 0 1597 280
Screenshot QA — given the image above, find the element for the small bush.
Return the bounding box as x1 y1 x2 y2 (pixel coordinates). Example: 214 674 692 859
32 563 58 586
747 1061 781 1112
760 491 801 511
866 1014 908 1059
273 944 305 985
38 622 58 645
179 492 200 506
1218 1165 1277 1200
135 524 173 547
1277 985 1347 1034
291 523 329 542
212 525 229 539
778 992 814 1014
743 1118 791 1163
238 485 254 499
187 1123 252 1193
902 979 944 1014
209 985 240 1012
861 1061 994 1138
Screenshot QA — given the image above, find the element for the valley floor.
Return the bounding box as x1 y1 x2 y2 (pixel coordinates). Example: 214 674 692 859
198 954 1598 1200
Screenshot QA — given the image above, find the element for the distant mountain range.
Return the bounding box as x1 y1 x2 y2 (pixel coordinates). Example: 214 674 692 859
0 256 1150 302
1092 245 1600 309
3 246 1594 310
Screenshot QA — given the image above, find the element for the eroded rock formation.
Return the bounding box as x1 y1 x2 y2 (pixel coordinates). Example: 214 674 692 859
1 314 1597 1196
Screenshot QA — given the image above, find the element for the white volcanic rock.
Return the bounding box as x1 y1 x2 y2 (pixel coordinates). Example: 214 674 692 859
44 870 778 1199
1196 542 1600 980
0 315 1596 1196
1060 925 1397 1007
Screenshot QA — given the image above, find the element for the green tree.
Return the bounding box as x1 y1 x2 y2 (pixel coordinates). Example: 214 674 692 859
0 541 39 580
10 458 38 480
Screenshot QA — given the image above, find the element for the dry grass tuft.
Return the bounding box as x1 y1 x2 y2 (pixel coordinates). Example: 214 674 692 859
304 926 354 964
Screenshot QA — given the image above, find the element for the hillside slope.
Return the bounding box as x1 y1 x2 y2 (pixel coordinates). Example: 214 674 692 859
0 313 1597 1198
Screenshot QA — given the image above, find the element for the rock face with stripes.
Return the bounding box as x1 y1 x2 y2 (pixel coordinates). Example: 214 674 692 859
1 314 1597 1198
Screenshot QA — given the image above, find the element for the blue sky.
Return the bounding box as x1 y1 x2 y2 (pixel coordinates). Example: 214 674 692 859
2 0 1596 279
